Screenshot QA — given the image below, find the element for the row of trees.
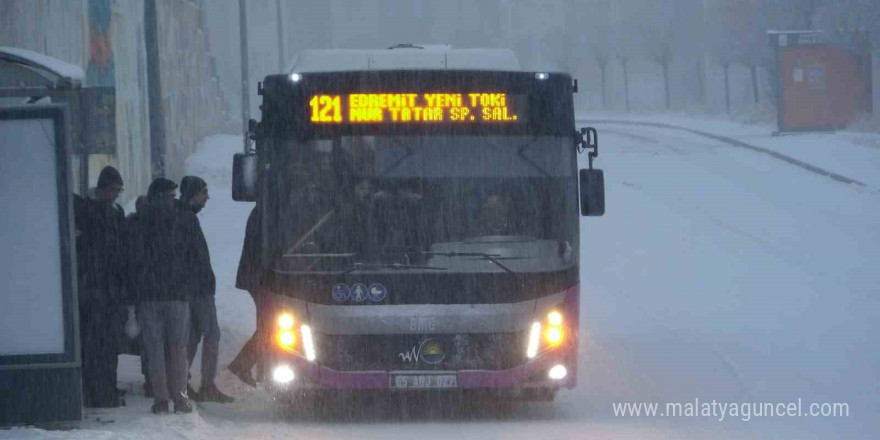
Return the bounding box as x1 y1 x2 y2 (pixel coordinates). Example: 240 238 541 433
570 0 880 111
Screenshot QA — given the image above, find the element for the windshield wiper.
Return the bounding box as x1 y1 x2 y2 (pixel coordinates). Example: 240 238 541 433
420 251 519 277
341 261 447 276
516 137 552 177
378 137 414 176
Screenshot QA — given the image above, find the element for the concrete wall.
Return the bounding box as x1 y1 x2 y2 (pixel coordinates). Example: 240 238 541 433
204 0 242 122
156 0 229 180
0 0 229 203
110 0 152 202
0 0 90 70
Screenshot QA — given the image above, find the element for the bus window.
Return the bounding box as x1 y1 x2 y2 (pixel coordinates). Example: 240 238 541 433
272 134 577 274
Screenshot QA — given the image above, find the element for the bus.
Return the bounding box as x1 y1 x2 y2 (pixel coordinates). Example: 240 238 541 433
231 46 604 403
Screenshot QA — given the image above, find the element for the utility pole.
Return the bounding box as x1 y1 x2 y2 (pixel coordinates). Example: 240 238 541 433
145 0 166 177
239 0 250 153
700 0 711 107
276 0 286 71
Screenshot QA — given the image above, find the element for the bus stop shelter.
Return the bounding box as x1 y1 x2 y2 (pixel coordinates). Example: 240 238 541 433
0 46 115 196
769 31 873 133
0 47 105 425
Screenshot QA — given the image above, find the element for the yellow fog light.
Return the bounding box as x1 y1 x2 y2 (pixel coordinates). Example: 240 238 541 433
546 327 564 345
278 313 294 330
278 330 296 348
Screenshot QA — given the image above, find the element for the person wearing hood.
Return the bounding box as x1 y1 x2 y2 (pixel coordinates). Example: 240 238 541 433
129 178 196 414
178 176 233 403
74 165 126 408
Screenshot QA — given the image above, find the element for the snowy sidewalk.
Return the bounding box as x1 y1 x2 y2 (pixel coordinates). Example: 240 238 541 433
577 113 880 189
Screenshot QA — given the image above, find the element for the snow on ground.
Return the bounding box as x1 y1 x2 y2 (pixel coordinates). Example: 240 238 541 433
578 112 880 187
4 118 879 439
575 120 880 438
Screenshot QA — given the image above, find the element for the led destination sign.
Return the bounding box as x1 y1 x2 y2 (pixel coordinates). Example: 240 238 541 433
309 93 523 124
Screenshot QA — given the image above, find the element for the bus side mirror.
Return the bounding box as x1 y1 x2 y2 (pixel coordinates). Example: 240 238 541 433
232 153 257 201
579 168 605 216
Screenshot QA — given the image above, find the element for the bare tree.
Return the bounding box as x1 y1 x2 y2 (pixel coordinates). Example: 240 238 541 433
634 0 677 109
816 0 880 38
699 0 769 111
583 0 615 108
630 0 702 110
613 0 651 111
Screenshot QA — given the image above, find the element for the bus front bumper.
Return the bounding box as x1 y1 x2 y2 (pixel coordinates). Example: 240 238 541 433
265 344 576 393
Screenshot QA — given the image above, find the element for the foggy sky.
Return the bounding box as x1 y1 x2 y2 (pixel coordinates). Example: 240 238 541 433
204 0 880 117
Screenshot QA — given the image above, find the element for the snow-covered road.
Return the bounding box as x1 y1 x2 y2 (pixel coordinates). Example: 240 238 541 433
5 120 878 439
572 121 879 439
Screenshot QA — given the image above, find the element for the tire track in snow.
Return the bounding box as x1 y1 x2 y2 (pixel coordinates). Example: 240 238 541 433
579 119 869 188
594 129 850 406
584 147 758 402
598 128 659 144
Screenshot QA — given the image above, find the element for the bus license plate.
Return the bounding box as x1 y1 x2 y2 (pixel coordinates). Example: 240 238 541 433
391 374 457 389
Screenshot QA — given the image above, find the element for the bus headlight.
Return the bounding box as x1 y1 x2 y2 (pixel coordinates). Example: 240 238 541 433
276 312 298 349
274 313 318 360
272 365 295 383
527 322 541 359
548 364 568 380
528 311 566 358
544 310 565 346
278 330 296 348
546 327 564 345
301 324 316 362
278 313 295 330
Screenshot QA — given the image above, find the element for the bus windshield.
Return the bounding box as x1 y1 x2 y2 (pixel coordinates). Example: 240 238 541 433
269 133 578 275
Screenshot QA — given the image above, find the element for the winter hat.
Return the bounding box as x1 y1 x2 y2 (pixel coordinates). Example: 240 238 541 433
97 166 123 188
134 195 148 213
179 176 207 202
147 177 178 199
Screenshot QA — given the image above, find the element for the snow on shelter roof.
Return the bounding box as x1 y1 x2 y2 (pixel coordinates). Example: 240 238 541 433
0 46 85 87
288 46 521 73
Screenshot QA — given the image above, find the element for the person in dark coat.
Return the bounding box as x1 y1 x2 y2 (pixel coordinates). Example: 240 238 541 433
178 176 233 403
122 196 155 396
129 178 197 414
227 205 266 387
75 165 126 408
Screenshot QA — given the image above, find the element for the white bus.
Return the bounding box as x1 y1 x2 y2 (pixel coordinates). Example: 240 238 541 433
232 45 604 403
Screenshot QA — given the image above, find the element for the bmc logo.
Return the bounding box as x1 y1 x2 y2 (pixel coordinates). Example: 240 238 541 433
409 317 436 332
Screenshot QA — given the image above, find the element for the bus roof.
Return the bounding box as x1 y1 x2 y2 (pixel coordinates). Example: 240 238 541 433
288 46 521 73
